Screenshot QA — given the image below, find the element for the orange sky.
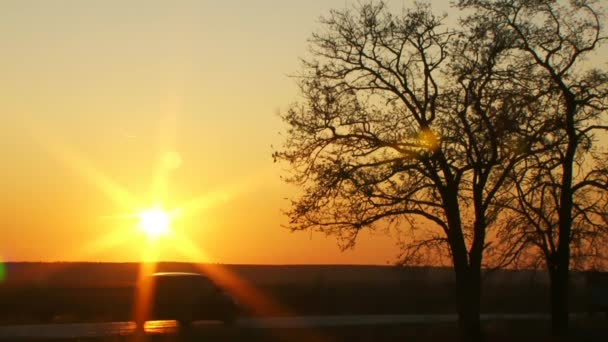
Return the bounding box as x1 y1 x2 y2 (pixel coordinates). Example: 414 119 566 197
0 0 415 264
1 1 605 264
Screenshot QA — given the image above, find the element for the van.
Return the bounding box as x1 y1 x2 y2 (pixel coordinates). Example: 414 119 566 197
136 272 238 327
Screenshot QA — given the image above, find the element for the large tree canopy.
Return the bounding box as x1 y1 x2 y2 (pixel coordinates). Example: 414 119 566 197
275 0 607 339
459 0 608 335
275 2 535 262
274 2 542 340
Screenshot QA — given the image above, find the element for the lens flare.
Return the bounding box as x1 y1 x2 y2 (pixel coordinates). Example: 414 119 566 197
418 128 440 152
0 262 5 282
162 151 182 170
27 113 330 341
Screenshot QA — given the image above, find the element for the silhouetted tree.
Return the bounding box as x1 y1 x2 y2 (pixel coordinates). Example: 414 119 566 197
274 2 543 340
459 0 608 337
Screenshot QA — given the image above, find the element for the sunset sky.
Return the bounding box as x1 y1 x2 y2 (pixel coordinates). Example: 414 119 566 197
1 0 415 264
1 1 605 265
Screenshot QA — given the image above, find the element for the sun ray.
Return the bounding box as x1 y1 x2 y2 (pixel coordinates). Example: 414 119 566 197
22 112 331 341
166 233 329 341
177 190 232 219
177 164 279 219
149 109 180 205
133 262 158 332
60 228 135 261
149 161 170 208
167 232 288 316
132 236 163 332
26 121 140 210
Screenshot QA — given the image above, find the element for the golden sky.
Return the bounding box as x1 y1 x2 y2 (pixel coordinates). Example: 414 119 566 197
1 0 605 264
0 0 411 264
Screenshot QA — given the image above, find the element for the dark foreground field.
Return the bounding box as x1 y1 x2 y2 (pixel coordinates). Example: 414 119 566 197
0 262 605 341
0 318 607 342
0 262 595 324
128 320 608 342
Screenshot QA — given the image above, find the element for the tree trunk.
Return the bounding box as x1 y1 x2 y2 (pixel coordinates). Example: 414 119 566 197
550 100 575 339
450 233 482 342
551 267 569 337
444 187 483 342
454 266 482 342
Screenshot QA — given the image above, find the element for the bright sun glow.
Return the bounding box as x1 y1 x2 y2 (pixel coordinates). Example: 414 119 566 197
33 120 293 330
138 208 171 238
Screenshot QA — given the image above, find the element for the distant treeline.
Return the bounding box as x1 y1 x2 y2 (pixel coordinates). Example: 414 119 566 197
0 262 566 287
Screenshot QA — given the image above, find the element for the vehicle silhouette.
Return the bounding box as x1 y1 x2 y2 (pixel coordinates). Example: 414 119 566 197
136 272 238 328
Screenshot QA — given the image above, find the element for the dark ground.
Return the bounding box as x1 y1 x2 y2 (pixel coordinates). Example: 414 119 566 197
0 319 607 342
0 263 605 341
0 262 593 324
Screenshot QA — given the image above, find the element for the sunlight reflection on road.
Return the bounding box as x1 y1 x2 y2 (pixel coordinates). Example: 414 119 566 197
0 320 221 339
140 320 179 334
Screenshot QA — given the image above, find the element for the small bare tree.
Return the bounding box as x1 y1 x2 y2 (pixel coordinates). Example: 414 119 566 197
274 2 542 340
460 0 608 336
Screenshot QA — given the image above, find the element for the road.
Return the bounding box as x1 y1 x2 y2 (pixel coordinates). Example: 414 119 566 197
0 314 553 340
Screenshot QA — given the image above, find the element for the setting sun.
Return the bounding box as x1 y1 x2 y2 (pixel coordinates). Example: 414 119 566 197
138 208 171 238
